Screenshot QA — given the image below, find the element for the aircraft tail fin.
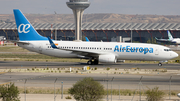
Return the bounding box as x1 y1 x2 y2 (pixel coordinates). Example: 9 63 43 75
13 9 47 41
167 30 173 41
155 37 158 40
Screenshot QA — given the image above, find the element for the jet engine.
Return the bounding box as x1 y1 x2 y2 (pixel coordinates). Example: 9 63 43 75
99 55 117 63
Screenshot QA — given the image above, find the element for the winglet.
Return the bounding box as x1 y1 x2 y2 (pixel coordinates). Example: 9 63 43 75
85 37 90 42
47 37 58 49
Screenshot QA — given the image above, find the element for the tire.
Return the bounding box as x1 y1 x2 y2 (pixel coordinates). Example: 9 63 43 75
94 59 99 65
158 63 162 67
87 60 92 65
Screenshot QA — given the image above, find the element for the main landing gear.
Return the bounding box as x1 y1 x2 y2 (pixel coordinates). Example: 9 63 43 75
87 59 99 65
158 60 167 67
158 63 162 67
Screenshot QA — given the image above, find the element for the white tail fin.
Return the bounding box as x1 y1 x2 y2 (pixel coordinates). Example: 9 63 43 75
167 30 173 41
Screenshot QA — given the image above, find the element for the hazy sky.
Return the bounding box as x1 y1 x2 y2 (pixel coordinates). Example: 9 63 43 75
0 0 180 15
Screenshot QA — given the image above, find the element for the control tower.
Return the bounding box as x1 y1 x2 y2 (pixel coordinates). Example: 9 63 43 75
66 0 90 41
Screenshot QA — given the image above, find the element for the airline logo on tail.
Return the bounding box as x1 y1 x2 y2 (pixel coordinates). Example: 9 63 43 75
13 9 47 41
18 24 30 33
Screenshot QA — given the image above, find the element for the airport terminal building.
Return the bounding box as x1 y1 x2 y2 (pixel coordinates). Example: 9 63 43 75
0 22 180 43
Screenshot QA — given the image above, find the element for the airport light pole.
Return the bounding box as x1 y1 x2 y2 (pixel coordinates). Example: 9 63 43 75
131 23 132 43
139 76 143 101
54 11 57 40
24 79 27 101
130 17 134 43
119 85 120 100
111 77 114 101
107 73 108 101
169 76 172 100
61 81 64 99
54 78 57 101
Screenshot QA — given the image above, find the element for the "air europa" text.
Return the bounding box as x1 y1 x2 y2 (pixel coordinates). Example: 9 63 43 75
114 45 153 54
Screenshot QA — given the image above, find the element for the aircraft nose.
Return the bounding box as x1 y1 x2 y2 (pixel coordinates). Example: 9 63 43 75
172 51 179 58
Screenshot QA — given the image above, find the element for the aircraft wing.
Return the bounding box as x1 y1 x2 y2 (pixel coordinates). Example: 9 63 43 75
47 37 101 57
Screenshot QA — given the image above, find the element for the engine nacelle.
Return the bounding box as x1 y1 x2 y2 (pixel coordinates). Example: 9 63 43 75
99 55 117 63
177 93 180 98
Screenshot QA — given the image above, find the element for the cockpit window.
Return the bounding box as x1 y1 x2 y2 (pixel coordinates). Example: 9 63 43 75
164 49 171 51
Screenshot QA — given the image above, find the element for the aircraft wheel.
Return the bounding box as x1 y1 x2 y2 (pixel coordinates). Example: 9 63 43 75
158 63 162 67
94 59 99 65
87 60 92 65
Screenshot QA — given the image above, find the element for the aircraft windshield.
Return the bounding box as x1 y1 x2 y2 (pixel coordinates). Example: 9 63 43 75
164 49 172 51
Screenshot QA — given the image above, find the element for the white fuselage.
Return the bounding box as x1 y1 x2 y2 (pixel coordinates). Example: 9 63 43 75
157 38 180 44
18 41 178 62
172 38 180 44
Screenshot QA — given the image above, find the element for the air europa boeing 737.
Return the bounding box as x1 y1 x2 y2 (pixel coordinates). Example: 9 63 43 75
13 9 178 66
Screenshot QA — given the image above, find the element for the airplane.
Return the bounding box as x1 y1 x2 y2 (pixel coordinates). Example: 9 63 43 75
13 9 179 66
155 30 180 44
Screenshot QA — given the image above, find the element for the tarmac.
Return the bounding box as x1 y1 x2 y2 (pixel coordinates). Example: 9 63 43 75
18 94 180 101
0 61 180 101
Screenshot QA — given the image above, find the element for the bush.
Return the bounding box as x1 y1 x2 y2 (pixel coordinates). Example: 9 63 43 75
65 96 72 99
106 67 110 71
146 87 165 101
95 67 97 70
23 89 29 94
171 92 176 96
65 71 70 73
0 83 20 101
69 77 105 101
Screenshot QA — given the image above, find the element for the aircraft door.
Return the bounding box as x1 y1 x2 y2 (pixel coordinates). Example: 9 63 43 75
170 51 172 56
39 43 42 53
155 47 159 55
